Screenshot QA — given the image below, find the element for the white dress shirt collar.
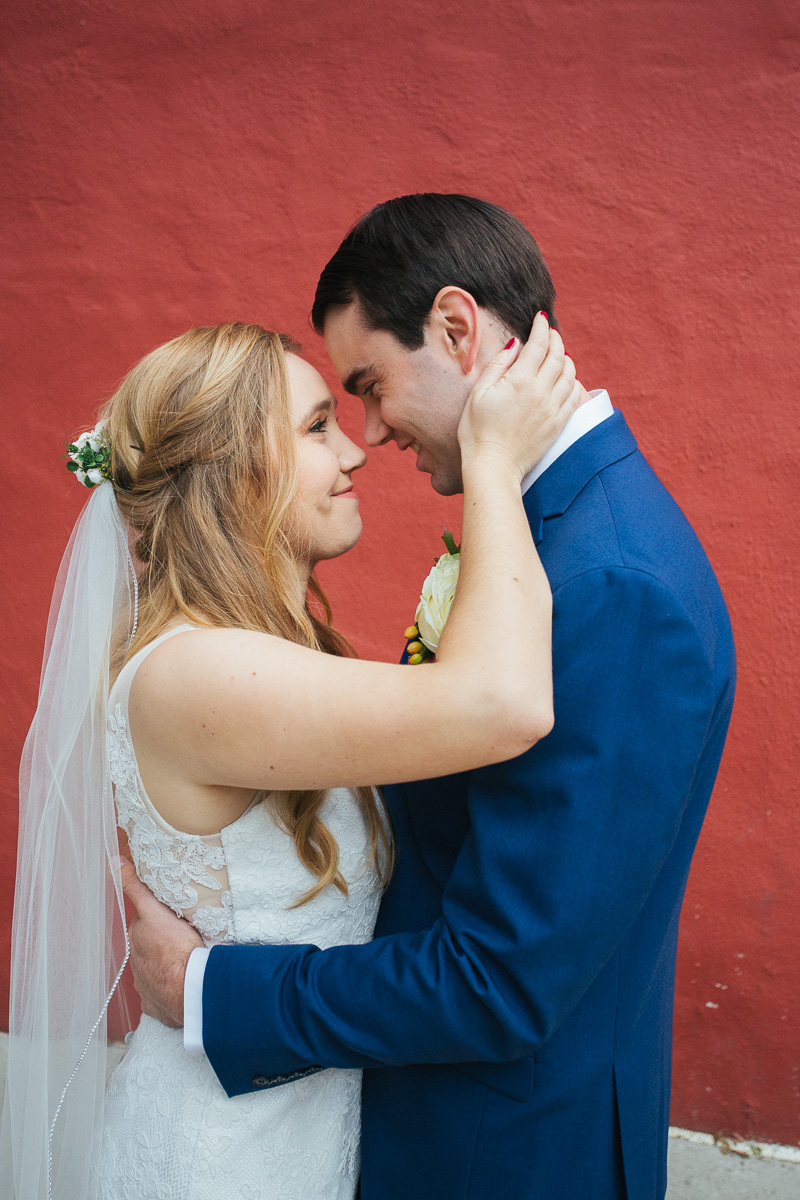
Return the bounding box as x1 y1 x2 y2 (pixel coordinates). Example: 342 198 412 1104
521 389 614 496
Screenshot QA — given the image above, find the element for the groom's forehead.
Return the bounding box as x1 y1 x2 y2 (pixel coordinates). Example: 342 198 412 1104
324 302 403 386
323 302 368 378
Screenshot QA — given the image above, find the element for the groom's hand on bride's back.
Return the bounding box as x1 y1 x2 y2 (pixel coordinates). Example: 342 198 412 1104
118 857 201 1028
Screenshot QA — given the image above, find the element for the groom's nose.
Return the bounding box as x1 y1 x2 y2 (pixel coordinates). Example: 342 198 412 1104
363 405 394 447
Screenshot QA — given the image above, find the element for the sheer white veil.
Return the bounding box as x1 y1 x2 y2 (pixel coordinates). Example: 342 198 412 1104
0 480 137 1199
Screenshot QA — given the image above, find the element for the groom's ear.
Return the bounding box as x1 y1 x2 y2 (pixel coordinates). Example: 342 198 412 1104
428 287 481 375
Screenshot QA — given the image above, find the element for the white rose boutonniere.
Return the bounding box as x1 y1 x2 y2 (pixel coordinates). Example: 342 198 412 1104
404 529 460 663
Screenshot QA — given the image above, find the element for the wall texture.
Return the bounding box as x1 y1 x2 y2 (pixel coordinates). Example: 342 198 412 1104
1 0 798 1145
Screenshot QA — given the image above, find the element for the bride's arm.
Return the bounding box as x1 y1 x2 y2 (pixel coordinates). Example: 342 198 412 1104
133 317 580 792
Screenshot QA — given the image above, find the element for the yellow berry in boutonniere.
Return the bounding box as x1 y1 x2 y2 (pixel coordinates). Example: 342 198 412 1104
409 652 424 665
404 625 419 640
406 641 423 656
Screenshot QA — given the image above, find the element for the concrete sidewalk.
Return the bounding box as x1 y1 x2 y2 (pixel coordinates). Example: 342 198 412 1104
667 1132 800 1200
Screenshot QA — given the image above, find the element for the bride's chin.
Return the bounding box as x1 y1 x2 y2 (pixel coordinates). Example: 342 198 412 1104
313 521 363 563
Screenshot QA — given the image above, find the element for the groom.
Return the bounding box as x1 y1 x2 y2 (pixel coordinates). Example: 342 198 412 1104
124 194 736 1200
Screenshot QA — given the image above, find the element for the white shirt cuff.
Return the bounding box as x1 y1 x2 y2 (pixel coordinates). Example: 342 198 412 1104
183 946 211 1059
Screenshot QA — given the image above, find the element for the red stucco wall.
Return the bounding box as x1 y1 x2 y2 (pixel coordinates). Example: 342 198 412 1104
2 0 798 1145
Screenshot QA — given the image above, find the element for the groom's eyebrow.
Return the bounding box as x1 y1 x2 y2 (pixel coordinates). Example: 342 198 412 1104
343 364 378 396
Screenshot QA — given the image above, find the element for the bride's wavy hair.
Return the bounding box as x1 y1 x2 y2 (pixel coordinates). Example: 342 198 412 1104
101 322 392 907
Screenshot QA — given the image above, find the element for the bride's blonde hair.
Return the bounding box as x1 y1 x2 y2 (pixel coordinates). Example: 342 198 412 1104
101 322 392 906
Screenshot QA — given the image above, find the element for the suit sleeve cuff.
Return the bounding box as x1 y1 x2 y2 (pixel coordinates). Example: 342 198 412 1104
183 946 211 1059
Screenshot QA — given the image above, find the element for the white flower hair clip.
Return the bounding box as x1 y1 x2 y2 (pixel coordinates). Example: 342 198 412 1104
65 421 112 488
404 529 461 664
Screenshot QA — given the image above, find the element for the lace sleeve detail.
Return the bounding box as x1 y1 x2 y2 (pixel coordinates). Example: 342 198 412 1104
108 704 236 945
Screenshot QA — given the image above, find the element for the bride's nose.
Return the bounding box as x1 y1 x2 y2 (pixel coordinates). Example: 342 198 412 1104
338 433 367 475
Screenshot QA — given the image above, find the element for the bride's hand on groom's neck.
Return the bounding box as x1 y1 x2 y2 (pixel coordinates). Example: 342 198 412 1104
118 857 202 1027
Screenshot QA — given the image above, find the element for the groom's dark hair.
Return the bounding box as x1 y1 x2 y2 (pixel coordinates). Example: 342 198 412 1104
311 193 558 349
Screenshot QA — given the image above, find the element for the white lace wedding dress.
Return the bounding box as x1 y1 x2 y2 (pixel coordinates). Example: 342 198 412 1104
96 626 382 1200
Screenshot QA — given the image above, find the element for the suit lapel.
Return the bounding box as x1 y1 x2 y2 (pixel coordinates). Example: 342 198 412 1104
523 410 638 543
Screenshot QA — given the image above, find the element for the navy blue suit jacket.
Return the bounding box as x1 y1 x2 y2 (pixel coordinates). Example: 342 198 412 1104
203 413 735 1200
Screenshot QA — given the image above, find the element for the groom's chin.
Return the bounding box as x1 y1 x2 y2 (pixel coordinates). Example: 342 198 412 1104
416 450 462 496
428 467 464 498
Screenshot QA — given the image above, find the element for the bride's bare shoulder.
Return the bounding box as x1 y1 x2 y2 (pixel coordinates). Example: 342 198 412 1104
128 626 287 719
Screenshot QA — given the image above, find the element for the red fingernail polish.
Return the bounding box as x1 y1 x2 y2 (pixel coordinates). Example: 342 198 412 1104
541 312 549 321
504 338 516 349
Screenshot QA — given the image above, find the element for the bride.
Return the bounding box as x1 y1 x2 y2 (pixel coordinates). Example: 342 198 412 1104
1 317 580 1199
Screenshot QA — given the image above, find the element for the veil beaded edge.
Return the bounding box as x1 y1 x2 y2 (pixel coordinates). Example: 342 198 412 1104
0 482 136 1200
